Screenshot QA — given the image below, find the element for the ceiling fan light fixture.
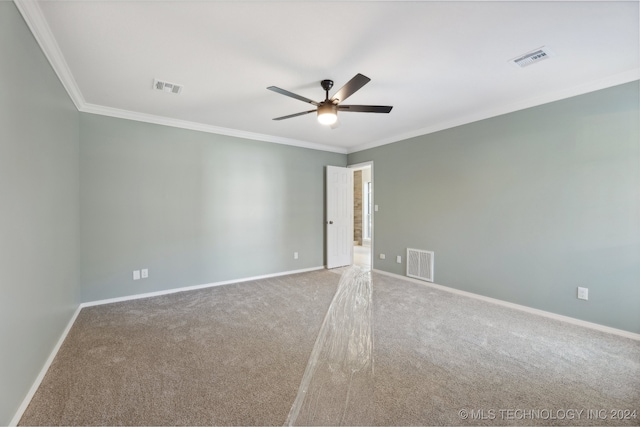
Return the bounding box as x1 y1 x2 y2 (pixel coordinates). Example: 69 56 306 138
268 73 392 124
317 103 338 125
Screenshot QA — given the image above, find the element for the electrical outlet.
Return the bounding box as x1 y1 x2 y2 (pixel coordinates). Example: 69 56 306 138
396 255 402 263
379 253 385 259
374 205 379 212
577 287 588 300
294 252 298 260
133 270 140 280
141 269 149 279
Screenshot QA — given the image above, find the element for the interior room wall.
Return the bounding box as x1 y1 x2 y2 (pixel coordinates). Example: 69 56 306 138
348 81 640 334
0 3 81 425
80 113 346 302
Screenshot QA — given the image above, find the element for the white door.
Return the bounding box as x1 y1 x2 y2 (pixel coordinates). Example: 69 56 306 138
326 166 353 269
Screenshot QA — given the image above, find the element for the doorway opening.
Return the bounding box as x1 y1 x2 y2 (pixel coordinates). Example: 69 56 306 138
350 163 373 270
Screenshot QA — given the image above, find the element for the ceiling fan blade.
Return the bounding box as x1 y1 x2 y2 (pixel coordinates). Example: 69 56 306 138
338 105 393 113
273 110 317 121
330 73 371 103
267 86 320 106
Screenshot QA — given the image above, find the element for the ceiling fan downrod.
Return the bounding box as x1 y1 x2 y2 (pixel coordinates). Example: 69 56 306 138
320 79 334 102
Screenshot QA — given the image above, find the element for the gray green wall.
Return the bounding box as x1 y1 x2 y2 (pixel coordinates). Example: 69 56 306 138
349 81 640 334
80 114 346 302
0 3 80 425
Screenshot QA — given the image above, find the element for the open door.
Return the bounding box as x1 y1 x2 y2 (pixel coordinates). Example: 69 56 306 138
350 163 373 270
326 166 353 269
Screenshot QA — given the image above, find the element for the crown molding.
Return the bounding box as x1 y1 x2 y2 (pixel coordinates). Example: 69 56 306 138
14 0 86 111
13 0 346 155
348 68 640 154
82 103 348 154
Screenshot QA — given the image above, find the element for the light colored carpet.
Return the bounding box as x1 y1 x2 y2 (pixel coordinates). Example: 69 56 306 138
19 270 640 426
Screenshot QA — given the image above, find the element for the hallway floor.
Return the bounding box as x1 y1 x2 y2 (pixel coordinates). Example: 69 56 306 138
354 244 371 269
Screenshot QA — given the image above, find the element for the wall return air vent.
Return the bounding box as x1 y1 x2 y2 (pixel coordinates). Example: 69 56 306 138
407 248 434 282
510 47 552 68
153 79 183 94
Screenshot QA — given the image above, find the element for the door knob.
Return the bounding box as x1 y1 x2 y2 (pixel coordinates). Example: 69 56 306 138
328 221 333 224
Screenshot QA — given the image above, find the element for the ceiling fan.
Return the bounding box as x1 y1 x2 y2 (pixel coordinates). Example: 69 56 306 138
267 73 392 126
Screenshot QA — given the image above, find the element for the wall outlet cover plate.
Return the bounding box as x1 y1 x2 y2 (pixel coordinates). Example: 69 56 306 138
577 287 588 300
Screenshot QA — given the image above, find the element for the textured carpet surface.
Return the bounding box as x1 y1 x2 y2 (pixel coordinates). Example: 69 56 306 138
19 270 640 426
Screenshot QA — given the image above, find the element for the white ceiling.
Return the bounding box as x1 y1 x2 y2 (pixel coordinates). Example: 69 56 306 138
16 1 640 154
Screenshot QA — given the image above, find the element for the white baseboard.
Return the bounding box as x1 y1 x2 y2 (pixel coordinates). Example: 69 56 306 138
373 269 640 342
10 304 83 426
81 266 325 308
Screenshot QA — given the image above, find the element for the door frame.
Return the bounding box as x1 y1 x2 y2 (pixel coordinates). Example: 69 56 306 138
348 161 374 270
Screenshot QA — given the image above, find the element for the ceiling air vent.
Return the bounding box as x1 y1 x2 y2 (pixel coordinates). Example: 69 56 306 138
153 79 183 94
510 47 552 68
